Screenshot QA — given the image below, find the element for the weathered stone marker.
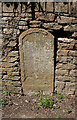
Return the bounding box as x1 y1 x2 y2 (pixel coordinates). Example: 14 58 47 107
19 28 54 94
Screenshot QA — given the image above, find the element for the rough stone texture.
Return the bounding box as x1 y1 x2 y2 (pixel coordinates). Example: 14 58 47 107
0 2 77 95
19 28 54 94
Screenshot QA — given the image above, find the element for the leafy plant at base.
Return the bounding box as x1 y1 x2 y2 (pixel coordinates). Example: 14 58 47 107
36 92 54 109
66 108 72 114
56 115 61 118
0 99 6 107
55 90 66 100
53 105 60 109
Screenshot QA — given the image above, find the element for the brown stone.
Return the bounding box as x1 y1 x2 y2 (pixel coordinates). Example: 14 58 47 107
64 82 75 94
7 41 17 47
2 62 18 67
56 70 68 76
73 57 77 64
72 32 77 37
59 57 68 63
58 38 74 43
19 21 27 26
55 3 68 13
7 57 17 63
70 70 77 77
8 51 18 57
58 43 75 50
57 50 69 56
55 76 71 82
46 2 53 12
57 16 77 24
69 51 77 57
64 24 77 32
55 81 65 93
3 3 14 12
3 75 20 81
19 25 28 30
29 21 41 27
43 23 62 30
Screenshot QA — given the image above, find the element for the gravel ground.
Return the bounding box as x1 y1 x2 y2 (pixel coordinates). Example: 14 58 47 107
2 93 76 119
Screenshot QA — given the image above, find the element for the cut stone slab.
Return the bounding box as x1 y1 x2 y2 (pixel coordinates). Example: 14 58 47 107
19 28 54 95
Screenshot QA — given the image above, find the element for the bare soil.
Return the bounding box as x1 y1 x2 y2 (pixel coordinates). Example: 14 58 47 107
2 93 76 119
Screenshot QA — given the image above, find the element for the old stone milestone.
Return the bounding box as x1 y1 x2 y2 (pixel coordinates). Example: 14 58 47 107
19 28 54 94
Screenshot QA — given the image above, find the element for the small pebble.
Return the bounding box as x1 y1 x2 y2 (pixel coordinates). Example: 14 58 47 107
25 100 29 103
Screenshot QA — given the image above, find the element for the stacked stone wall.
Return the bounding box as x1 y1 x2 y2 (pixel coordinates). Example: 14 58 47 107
0 2 77 95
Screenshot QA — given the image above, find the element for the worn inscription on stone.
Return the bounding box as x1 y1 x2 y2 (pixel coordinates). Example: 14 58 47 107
19 28 54 94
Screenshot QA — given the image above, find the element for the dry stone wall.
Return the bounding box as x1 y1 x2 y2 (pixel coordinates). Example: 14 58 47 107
0 2 77 95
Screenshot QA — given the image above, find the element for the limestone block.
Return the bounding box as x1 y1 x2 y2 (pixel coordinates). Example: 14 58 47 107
57 50 69 56
2 62 18 68
7 57 17 63
3 75 20 81
58 42 75 50
55 3 68 13
7 72 19 76
56 70 68 76
64 82 75 94
46 2 53 12
3 28 13 34
19 26 28 30
8 51 18 57
69 51 77 57
64 24 77 32
11 81 21 87
70 70 77 77
7 41 17 47
66 82 75 89
5 67 18 72
19 21 27 26
73 57 77 64
55 81 65 92
55 76 72 82
57 16 77 24
72 2 77 17
3 13 14 17
58 38 74 43
72 32 77 37
2 84 21 94
59 56 68 63
43 23 62 30
3 3 14 12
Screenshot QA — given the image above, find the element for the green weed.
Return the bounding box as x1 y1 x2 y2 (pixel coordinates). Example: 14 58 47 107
56 115 61 118
55 90 66 100
66 108 72 114
53 105 60 109
36 91 54 109
0 99 6 107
